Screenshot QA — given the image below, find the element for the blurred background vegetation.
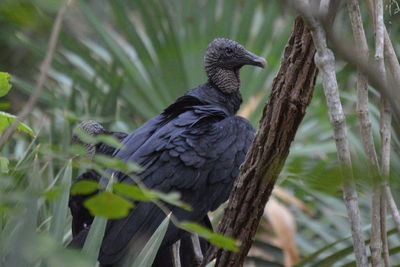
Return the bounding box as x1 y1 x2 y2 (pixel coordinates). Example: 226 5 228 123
1 0 400 266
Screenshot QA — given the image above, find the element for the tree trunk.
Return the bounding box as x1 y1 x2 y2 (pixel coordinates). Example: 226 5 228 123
202 17 318 267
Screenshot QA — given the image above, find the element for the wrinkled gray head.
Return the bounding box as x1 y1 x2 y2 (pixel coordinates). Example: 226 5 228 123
204 38 266 93
72 120 105 158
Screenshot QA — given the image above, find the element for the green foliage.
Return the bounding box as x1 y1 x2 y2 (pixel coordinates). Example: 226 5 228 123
71 180 99 195
129 214 170 267
49 161 72 242
0 72 35 137
1 0 400 266
0 156 9 173
73 128 123 149
180 222 239 252
82 215 107 265
0 111 35 136
84 191 134 219
113 183 158 202
0 71 11 97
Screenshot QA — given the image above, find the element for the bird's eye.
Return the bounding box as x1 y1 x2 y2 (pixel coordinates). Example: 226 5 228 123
225 47 233 56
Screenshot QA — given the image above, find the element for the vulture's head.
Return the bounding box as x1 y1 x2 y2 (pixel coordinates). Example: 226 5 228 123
204 38 266 93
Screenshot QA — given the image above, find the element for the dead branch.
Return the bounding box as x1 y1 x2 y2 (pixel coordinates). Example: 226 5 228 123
202 17 318 267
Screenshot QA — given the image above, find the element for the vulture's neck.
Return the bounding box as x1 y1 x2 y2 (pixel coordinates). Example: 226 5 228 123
187 83 242 115
206 66 240 94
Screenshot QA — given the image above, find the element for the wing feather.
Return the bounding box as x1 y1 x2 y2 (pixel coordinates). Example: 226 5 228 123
99 107 254 264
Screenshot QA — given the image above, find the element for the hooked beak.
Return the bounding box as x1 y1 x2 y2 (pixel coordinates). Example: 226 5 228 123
242 50 267 68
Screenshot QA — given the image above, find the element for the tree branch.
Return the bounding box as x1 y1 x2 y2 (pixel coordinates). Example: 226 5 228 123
370 0 386 265
295 1 369 265
202 16 318 267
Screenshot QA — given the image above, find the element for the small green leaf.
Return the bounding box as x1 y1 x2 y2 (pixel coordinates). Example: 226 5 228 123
93 154 142 173
72 128 97 144
73 128 122 149
71 180 99 195
0 156 9 173
112 183 191 210
0 101 11 110
82 216 108 265
49 160 72 242
43 186 62 201
179 222 239 252
84 191 134 218
113 183 157 201
130 214 171 267
96 134 122 149
157 191 192 211
0 72 12 97
83 176 116 264
0 111 35 136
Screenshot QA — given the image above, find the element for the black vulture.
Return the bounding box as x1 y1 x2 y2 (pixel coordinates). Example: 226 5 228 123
69 38 265 266
69 120 128 237
69 120 212 266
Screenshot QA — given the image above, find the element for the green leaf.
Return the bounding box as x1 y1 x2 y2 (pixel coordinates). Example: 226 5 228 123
0 111 35 136
130 214 171 267
49 160 72 242
70 180 99 195
113 183 158 201
0 156 9 173
82 216 108 265
96 135 123 149
82 176 117 264
157 191 192 211
0 72 12 97
93 154 142 173
43 186 62 201
72 128 122 149
113 183 191 210
179 222 239 252
84 191 134 219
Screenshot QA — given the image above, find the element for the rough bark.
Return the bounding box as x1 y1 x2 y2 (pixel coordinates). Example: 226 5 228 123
202 17 318 267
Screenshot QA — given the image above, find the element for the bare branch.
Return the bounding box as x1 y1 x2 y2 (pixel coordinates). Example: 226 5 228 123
190 234 204 264
371 186 383 267
346 0 384 265
295 2 369 266
384 185 400 232
380 191 390 267
347 0 379 170
0 0 72 149
203 17 318 267
365 0 400 237
374 0 385 60
172 240 181 267
384 28 400 87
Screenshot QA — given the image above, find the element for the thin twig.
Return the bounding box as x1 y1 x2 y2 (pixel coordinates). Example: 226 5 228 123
380 190 390 267
172 240 182 267
384 28 400 87
314 0 400 238
293 1 369 266
360 0 386 266
374 0 385 61
368 1 396 265
346 0 379 170
0 0 72 150
371 186 384 267
385 185 400 232
346 9 382 261
191 234 204 264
